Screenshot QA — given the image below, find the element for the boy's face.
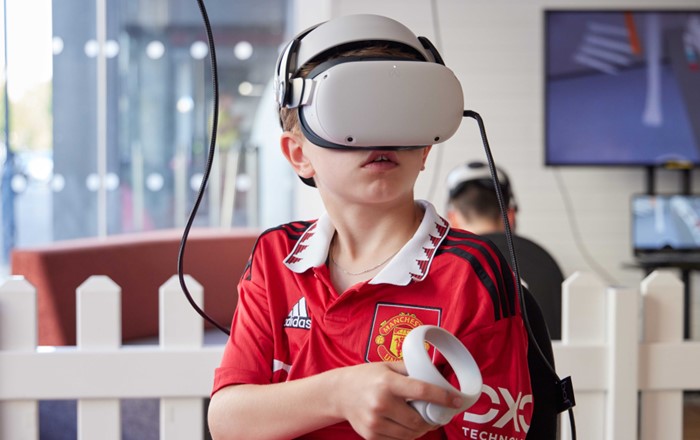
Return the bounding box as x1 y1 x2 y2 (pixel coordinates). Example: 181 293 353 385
281 130 431 204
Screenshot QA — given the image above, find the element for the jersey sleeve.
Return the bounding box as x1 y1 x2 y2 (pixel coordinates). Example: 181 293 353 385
212 249 274 395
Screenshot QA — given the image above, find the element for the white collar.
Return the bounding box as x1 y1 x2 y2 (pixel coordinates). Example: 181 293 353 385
283 200 450 286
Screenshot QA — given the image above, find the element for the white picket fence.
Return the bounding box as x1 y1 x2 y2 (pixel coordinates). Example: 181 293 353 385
0 275 223 440
555 270 700 440
0 270 699 439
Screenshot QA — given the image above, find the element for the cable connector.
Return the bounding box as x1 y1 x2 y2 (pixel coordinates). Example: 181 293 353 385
555 376 576 413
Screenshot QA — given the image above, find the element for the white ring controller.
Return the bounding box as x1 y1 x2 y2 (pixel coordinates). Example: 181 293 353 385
402 325 482 425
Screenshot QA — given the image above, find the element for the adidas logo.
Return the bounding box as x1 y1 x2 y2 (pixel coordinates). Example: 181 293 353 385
284 297 311 330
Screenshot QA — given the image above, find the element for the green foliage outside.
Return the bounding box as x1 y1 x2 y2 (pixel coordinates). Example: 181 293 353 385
0 79 53 153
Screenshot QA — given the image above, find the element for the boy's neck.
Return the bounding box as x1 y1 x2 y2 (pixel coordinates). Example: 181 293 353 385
329 201 421 256
326 200 424 293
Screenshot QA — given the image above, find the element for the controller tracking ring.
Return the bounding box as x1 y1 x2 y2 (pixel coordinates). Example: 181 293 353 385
402 325 482 425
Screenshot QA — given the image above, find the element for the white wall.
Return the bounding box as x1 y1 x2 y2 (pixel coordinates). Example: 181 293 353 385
286 0 700 336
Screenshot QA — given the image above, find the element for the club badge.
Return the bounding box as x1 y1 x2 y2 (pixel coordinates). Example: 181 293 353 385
366 303 441 362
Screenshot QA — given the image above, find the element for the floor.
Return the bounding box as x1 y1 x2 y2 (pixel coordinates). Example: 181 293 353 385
37 395 700 439
685 392 700 440
39 399 213 440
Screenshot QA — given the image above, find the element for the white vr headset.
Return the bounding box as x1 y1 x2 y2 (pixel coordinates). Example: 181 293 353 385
275 14 465 151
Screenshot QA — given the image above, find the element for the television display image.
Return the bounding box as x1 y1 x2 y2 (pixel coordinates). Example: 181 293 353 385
545 11 700 166
632 194 700 251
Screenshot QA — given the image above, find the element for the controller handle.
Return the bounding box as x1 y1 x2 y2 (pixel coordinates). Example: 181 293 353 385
402 325 482 425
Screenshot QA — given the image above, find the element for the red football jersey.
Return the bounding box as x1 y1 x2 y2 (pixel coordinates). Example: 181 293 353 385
213 201 533 439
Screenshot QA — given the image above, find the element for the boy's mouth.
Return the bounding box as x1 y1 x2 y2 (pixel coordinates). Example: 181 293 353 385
363 151 399 166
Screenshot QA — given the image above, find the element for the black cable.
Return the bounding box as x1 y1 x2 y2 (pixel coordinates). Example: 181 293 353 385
463 111 547 367
568 406 577 439
465 110 576 440
177 0 230 336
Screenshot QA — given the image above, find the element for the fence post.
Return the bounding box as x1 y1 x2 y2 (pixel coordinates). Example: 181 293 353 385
559 271 606 440
159 275 204 440
0 277 39 439
606 285 639 440
640 270 684 440
76 275 121 440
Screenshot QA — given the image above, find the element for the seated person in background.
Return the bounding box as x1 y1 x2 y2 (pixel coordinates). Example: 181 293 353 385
445 161 565 339
446 161 564 438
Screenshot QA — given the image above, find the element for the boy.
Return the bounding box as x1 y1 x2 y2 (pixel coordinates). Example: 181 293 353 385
208 14 532 440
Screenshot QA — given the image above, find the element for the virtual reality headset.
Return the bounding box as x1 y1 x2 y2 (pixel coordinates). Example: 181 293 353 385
446 161 518 211
275 14 465 153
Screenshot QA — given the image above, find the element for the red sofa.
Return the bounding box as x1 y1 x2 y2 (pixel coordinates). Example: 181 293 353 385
10 228 259 346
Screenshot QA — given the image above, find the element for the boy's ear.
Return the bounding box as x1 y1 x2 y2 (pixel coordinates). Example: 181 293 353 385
421 146 433 168
280 131 315 180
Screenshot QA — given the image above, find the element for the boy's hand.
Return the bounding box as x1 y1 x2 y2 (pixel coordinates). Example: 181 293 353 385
333 361 463 440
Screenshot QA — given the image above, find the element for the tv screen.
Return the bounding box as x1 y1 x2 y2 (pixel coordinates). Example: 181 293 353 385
632 194 700 251
545 10 700 166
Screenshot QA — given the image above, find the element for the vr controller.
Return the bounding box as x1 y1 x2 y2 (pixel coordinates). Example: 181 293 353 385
403 325 482 425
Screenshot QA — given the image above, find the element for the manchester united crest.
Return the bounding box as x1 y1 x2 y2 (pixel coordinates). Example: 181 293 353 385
366 303 441 363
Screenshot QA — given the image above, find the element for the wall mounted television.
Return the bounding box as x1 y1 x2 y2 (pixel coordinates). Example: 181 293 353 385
545 10 700 167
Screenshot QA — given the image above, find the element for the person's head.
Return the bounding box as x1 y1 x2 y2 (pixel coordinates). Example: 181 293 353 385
445 161 518 234
274 14 464 202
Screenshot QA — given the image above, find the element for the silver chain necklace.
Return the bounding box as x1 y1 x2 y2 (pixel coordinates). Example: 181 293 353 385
330 240 399 276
